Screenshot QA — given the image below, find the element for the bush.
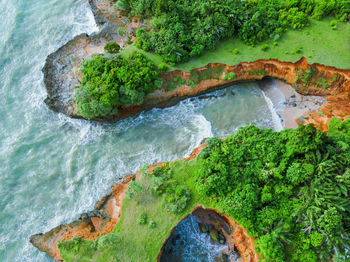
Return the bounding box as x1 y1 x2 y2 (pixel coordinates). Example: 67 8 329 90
74 52 161 119
232 48 240 55
137 212 148 225
157 63 168 72
165 185 191 214
260 44 269 51
104 42 120 54
118 27 127 36
224 72 236 81
148 220 156 229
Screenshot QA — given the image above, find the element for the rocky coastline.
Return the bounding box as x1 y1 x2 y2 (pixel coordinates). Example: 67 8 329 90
43 3 350 130
30 143 261 262
34 1 350 261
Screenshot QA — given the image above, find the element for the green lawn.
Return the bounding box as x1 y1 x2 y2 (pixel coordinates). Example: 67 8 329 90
121 18 350 71
59 158 212 262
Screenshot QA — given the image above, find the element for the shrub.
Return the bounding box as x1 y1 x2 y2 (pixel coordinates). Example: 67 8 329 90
74 52 160 119
104 42 120 54
224 72 236 81
165 185 191 214
137 212 148 225
118 27 127 36
232 48 240 55
126 181 143 199
157 63 168 72
330 20 338 27
148 220 156 229
260 44 269 51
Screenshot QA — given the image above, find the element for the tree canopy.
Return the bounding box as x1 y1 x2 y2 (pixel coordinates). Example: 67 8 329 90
74 52 162 119
117 0 349 63
198 124 350 261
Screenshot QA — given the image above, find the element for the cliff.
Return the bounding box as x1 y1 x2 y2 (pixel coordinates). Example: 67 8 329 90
44 50 350 129
30 143 260 262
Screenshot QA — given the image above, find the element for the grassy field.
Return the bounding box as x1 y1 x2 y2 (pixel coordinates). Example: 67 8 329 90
121 18 350 71
59 158 213 262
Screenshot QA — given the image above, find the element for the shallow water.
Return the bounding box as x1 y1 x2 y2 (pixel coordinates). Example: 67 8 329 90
160 215 241 262
0 1 284 261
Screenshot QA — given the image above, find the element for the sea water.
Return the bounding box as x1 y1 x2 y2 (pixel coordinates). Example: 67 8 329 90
0 1 285 261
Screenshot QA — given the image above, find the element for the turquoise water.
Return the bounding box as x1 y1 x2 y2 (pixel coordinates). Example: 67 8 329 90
0 1 284 261
160 215 240 262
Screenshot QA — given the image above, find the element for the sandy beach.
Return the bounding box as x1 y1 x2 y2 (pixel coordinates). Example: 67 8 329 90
261 78 326 129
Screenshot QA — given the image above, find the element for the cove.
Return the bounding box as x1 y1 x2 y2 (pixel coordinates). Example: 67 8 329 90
30 79 293 261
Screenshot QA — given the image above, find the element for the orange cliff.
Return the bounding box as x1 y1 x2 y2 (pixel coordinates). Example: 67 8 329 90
30 142 259 262
115 57 350 131
29 145 206 262
31 58 350 261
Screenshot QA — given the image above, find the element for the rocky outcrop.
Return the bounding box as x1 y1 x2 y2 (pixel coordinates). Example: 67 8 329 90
43 0 147 117
30 175 134 261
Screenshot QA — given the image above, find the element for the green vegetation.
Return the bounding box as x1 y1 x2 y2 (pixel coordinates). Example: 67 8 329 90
74 52 162 119
115 0 349 64
328 117 350 136
224 72 236 81
119 18 350 71
104 42 120 54
58 120 350 262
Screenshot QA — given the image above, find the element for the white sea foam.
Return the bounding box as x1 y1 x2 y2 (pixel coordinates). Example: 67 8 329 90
261 91 284 131
0 1 289 261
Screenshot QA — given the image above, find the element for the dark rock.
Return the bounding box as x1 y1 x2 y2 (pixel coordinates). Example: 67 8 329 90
209 228 219 242
199 223 208 233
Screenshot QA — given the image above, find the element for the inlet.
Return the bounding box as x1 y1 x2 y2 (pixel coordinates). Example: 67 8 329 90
158 207 258 262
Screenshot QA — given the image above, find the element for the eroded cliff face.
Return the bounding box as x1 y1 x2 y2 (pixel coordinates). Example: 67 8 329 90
45 51 350 127
30 175 134 261
29 144 206 262
151 57 350 132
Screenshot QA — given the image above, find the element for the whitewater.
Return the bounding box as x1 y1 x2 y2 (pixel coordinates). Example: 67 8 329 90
0 1 285 261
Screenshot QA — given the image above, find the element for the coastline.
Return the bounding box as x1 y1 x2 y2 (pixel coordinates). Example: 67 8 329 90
273 79 325 129
29 1 350 261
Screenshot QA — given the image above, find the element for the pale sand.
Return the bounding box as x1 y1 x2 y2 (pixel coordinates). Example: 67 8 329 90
274 79 325 129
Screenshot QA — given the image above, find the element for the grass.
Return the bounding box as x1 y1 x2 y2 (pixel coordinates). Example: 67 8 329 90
59 18 350 262
121 18 350 71
59 158 214 262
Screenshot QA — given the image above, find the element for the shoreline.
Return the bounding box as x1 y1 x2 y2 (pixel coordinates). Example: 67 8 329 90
274 79 325 129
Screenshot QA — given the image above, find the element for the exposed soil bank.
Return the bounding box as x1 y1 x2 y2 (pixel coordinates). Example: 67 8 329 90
45 46 350 130
30 174 134 261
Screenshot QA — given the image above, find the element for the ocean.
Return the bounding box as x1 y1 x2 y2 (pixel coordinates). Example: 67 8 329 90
0 1 284 261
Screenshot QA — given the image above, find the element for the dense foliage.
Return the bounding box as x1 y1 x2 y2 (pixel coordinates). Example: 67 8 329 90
116 0 349 63
104 42 121 54
198 124 350 261
148 164 192 214
74 52 162 119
